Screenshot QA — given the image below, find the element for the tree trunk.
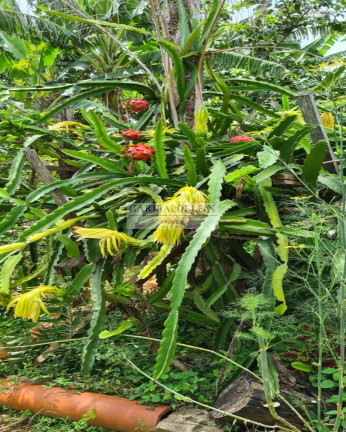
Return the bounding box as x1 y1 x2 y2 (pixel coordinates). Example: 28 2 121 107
55 107 76 180
163 0 202 128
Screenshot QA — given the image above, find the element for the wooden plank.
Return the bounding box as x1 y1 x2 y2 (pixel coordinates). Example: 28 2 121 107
296 92 339 174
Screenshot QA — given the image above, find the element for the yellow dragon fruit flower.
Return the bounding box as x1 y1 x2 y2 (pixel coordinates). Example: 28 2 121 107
48 121 89 133
7 286 62 322
153 186 209 245
321 112 334 128
74 227 140 257
152 222 185 246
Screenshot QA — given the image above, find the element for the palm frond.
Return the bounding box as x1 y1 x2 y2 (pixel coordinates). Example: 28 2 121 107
326 49 346 60
210 51 289 79
0 8 82 48
287 25 334 42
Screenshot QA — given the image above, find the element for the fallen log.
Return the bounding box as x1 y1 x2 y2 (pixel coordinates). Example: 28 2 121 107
213 372 316 428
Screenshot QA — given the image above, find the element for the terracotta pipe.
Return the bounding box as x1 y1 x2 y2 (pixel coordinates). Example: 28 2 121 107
0 350 8 361
0 378 171 432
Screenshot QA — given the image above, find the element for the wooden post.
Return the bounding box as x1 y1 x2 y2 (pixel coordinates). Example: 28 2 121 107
296 92 339 174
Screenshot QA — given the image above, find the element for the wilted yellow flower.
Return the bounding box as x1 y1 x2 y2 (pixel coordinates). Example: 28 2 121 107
195 106 209 137
74 227 140 257
0 243 27 254
145 127 176 138
152 223 184 245
321 112 334 128
7 286 62 322
48 121 88 133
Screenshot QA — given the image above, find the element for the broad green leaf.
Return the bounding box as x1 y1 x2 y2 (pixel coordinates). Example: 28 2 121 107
147 271 175 305
10 262 47 288
272 263 287 302
154 199 234 378
229 263 241 282
180 20 206 56
0 205 26 237
205 284 228 309
274 227 314 238
257 146 280 169
9 80 155 97
224 165 259 183
220 220 274 237
301 141 327 190
197 0 221 50
81 263 106 375
0 254 22 297
273 264 287 315
208 160 226 203
66 264 95 299
139 245 173 279
259 239 277 300
62 150 126 174
194 295 220 322
282 95 290 111
291 362 313 372
154 310 179 378
183 145 197 186
253 166 283 183
279 127 314 163
176 0 189 46
177 123 202 149
258 178 288 263
26 172 117 203
267 115 298 139
230 94 280 119
99 317 137 339
160 39 185 100
46 10 150 35
229 78 296 98
320 380 336 389
40 87 110 121
196 148 209 177
44 241 64 286
318 174 342 194
153 119 168 179
83 111 123 153
56 234 80 258
5 150 25 196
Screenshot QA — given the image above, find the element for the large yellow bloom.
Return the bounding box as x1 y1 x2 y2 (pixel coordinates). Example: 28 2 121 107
74 227 140 257
7 286 62 322
321 112 334 128
152 223 185 246
48 121 88 133
172 186 209 213
153 186 209 245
